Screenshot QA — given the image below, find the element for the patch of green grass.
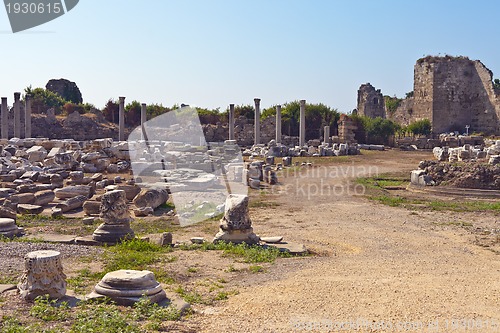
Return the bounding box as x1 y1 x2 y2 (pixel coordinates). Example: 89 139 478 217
0 317 51 333
356 175 408 191
30 297 69 322
174 286 205 304
159 202 175 210
370 195 500 213
187 267 198 273
130 218 179 236
214 291 229 301
370 195 409 207
149 269 176 284
225 264 239 272
71 302 141 333
17 214 67 222
248 265 265 273
133 297 181 322
180 241 287 263
67 268 104 294
249 200 280 208
103 238 171 272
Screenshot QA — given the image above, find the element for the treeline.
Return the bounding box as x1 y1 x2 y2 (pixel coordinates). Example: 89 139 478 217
22 86 432 142
352 116 432 144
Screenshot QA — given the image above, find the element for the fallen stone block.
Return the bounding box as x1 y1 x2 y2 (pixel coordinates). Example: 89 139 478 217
33 190 55 206
54 185 91 199
134 206 154 217
133 188 169 209
56 195 87 213
11 193 35 204
17 204 44 215
83 200 101 215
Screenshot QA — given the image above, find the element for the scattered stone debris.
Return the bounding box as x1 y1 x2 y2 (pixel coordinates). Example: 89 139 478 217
411 159 500 190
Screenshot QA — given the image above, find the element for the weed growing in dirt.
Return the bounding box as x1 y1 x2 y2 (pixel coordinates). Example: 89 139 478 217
29 297 70 322
103 238 173 272
179 241 288 263
71 302 141 333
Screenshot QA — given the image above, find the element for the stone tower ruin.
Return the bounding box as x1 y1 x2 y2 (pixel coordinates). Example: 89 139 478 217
356 83 385 118
356 56 500 135
412 56 500 134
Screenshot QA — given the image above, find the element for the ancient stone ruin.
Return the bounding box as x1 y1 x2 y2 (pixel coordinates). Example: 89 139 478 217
357 56 500 135
88 269 167 305
213 194 259 244
92 189 135 243
18 250 67 301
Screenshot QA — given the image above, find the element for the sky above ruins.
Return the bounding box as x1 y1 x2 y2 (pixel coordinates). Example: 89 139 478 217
1 0 500 113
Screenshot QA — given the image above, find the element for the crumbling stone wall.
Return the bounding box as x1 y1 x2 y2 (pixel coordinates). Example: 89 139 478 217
204 116 277 146
338 114 357 144
357 83 385 118
414 56 499 134
357 56 500 135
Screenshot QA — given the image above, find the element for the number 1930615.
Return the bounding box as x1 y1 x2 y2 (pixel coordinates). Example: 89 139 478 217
6 2 62 14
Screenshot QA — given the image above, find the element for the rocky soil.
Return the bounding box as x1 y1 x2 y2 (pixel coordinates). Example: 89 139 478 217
0 150 499 333
422 160 500 190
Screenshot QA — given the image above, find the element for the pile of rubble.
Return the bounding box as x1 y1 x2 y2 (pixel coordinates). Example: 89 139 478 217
0 137 173 238
398 134 484 150
411 158 500 190
242 139 360 158
432 140 500 165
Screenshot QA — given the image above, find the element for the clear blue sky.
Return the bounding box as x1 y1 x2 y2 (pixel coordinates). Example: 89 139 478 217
1 0 499 113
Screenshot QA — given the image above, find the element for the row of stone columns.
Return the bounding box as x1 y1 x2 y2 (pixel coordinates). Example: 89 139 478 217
1 93 32 140
227 98 309 146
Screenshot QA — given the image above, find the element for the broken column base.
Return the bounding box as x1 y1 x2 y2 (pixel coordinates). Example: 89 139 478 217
92 224 135 244
0 218 24 238
213 227 260 245
87 270 167 306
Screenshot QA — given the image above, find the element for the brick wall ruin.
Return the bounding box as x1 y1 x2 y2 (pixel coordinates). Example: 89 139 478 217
357 56 500 135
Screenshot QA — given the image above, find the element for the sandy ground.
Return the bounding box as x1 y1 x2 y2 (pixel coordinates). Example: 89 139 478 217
184 150 500 333
1 150 498 333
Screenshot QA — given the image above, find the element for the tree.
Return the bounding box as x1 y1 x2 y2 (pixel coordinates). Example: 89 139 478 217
24 86 67 114
407 119 432 137
125 100 142 127
102 99 119 123
494 79 500 90
351 114 400 144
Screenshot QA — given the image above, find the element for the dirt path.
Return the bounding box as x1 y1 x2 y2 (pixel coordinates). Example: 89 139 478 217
189 151 500 332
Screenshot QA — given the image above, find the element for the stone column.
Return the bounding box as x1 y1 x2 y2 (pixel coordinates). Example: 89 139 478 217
1 97 7 139
276 105 282 144
141 103 147 141
119 96 125 141
14 92 21 138
93 190 135 243
213 194 259 244
228 104 235 140
323 125 330 145
18 250 67 301
254 98 261 145
299 99 306 146
25 95 32 138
